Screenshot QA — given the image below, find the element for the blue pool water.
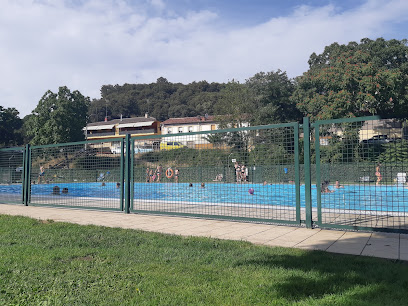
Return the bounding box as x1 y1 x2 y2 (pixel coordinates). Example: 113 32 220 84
1 182 408 212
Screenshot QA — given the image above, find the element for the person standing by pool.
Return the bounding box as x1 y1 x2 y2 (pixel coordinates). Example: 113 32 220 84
38 165 45 184
156 165 162 182
146 168 150 183
174 168 179 183
235 162 241 182
376 163 382 186
149 169 154 183
241 165 247 182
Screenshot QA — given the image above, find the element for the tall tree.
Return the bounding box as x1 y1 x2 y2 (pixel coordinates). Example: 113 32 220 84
246 70 301 124
214 81 255 154
25 86 90 145
292 38 408 120
0 106 22 147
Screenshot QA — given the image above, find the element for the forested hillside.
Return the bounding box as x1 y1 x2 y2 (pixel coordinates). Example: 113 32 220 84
89 77 227 122
88 68 301 126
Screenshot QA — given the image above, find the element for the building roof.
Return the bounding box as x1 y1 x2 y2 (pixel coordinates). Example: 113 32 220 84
86 116 157 129
161 115 215 125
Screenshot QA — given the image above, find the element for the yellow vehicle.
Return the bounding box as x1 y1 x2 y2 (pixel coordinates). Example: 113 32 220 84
160 141 185 150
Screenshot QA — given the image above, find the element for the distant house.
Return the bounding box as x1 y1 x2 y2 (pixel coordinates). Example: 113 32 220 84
359 119 405 141
160 115 218 149
160 114 250 149
83 114 160 150
317 119 406 146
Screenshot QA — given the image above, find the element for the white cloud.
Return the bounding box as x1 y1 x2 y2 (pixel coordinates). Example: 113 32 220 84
1 0 408 116
149 0 166 11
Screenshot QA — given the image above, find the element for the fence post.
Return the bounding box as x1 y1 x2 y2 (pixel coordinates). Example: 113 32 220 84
21 146 26 204
130 139 134 209
124 135 131 214
303 117 313 228
294 123 301 224
314 123 322 226
23 144 31 206
119 138 125 211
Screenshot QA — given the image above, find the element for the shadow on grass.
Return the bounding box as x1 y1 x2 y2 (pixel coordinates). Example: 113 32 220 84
234 239 408 303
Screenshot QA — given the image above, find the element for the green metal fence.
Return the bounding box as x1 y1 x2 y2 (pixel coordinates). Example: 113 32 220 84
1 116 408 233
312 116 408 232
129 123 301 224
0 147 25 204
27 138 125 211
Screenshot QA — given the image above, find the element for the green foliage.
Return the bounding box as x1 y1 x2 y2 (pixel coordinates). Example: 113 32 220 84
318 124 362 163
248 143 293 165
358 143 386 162
0 106 22 147
246 70 302 124
378 141 408 163
90 78 225 122
293 38 408 120
138 148 231 166
201 133 225 148
214 80 255 127
25 87 90 145
90 71 299 127
74 156 121 170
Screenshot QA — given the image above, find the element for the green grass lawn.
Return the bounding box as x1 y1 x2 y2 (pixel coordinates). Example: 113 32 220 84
1 215 408 305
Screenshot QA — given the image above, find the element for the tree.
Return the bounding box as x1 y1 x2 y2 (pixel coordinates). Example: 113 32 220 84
246 70 302 124
213 81 256 158
378 141 408 163
0 106 22 147
25 86 90 145
202 133 225 148
215 80 255 127
292 38 408 120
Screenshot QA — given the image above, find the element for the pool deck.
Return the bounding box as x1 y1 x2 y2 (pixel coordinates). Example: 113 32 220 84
0 204 407 261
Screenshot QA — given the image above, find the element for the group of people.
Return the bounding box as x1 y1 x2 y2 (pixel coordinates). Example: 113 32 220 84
189 182 205 188
101 182 121 188
52 186 69 195
36 163 394 198
321 180 344 193
146 166 179 183
234 162 248 183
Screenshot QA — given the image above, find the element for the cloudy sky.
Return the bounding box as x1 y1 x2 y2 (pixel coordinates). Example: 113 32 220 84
1 0 408 117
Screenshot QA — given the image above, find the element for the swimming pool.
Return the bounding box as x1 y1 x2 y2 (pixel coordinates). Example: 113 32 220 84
1 182 408 212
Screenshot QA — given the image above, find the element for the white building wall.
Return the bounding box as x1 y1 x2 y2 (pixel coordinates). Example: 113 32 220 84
161 123 219 146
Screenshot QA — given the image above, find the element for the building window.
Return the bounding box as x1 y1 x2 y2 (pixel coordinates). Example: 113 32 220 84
178 127 183 133
168 128 172 134
188 126 193 133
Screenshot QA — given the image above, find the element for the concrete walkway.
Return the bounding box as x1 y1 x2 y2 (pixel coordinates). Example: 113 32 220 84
1 204 407 261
